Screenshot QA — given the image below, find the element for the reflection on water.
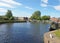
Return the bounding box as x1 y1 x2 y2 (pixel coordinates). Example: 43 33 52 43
0 22 50 43
30 22 41 43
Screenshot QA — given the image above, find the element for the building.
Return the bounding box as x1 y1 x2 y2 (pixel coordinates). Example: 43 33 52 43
14 17 28 21
50 17 60 23
14 17 18 20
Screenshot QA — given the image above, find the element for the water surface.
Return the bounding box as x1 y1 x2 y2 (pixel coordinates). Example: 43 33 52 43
0 22 50 43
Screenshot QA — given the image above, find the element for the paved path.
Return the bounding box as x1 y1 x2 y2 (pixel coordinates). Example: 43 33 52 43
44 30 60 43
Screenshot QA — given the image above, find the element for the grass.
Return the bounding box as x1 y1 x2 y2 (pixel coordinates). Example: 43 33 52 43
54 29 60 38
0 20 27 23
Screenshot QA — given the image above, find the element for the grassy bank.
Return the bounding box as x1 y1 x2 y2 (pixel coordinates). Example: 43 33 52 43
54 29 60 38
0 20 27 24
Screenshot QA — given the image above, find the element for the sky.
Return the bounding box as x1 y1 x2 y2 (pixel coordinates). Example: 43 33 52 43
0 0 60 18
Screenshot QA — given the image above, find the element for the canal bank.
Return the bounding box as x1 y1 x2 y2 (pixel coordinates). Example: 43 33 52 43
0 20 27 24
44 30 60 43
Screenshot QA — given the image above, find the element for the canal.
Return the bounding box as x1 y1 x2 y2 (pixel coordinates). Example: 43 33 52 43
0 22 50 43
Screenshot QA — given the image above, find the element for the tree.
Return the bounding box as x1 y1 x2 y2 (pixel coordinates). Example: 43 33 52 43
0 16 8 20
5 10 13 20
9 16 14 20
41 15 50 20
30 11 41 20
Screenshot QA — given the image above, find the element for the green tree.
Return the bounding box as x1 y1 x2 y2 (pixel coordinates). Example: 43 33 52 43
41 15 50 20
30 11 41 20
9 16 14 20
5 10 13 20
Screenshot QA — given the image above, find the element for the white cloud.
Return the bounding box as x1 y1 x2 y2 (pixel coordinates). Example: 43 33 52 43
0 0 33 11
53 5 60 10
1 0 22 5
0 8 7 12
25 6 33 10
0 0 22 8
0 2 13 8
41 0 48 4
41 0 48 7
40 3 47 7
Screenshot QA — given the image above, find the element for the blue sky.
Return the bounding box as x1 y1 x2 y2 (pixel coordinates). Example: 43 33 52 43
0 0 60 18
